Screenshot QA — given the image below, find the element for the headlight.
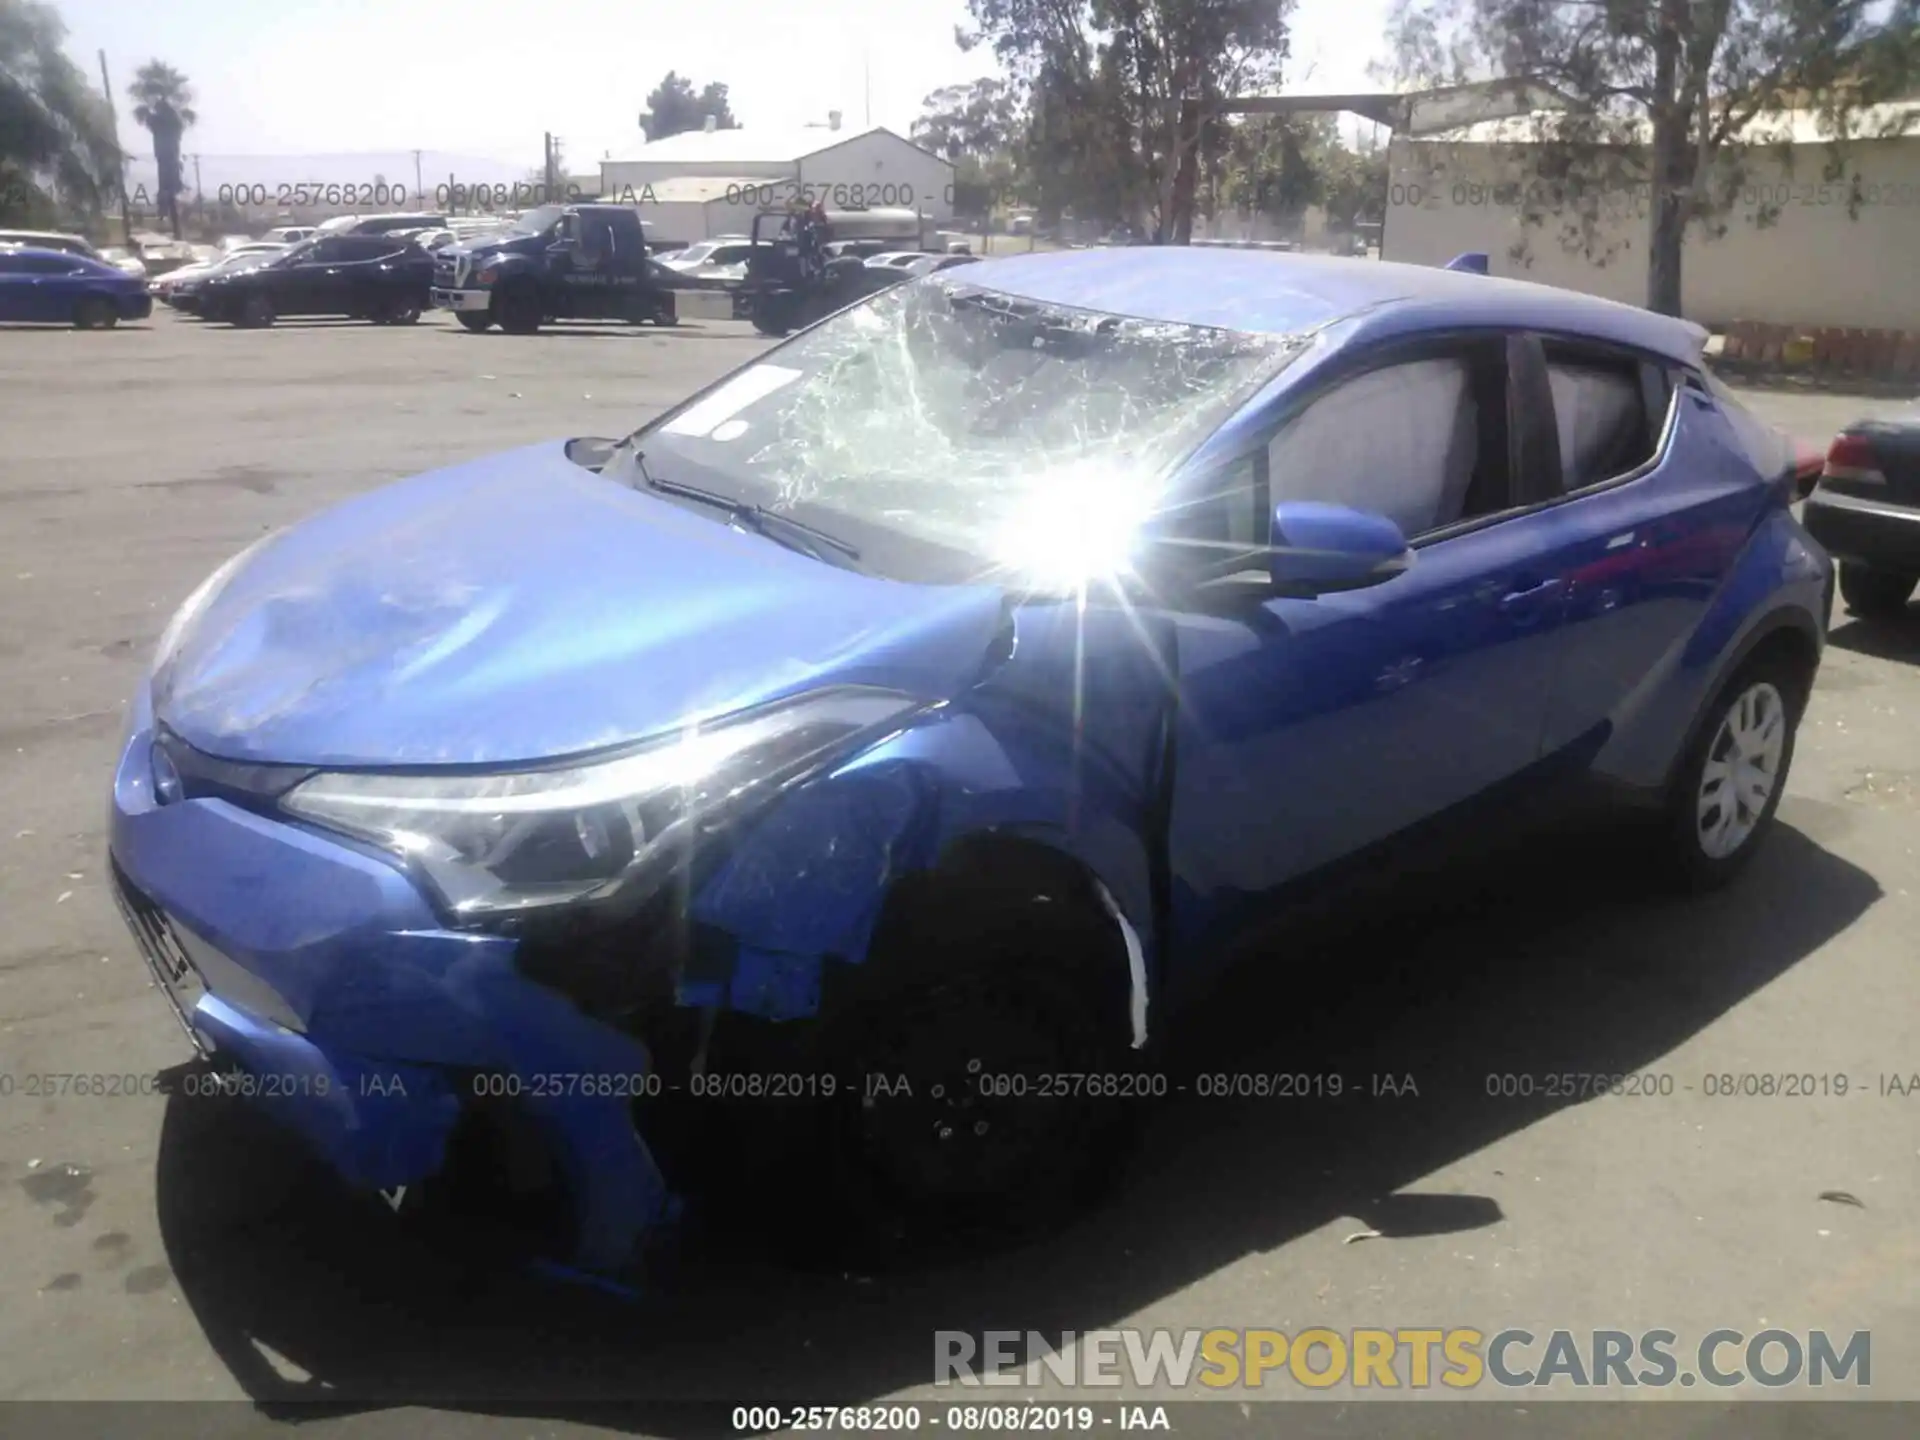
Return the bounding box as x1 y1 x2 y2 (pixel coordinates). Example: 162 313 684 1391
151 531 280 676
280 687 925 921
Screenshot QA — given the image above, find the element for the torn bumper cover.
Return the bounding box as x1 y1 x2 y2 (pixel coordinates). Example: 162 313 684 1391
109 690 673 1275
107 692 1037 1275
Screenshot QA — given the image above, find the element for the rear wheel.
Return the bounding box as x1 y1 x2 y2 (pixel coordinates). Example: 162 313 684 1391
1838 562 1916 619
383 297 422 325
455 311 492 333
750 292 795 336
73 296 117 329
1661 653 1804 890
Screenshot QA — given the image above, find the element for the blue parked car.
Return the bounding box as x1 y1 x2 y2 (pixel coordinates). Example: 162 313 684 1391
109 249 1831 1276
0 246 153 327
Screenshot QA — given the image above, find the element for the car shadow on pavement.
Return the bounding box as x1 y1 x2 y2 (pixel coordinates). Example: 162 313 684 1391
1827 612 1920 663
153 819 1881 1429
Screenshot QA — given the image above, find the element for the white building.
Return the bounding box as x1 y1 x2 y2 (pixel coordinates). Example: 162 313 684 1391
595 175 770 248
1382 101 1920 331
600 119 955 236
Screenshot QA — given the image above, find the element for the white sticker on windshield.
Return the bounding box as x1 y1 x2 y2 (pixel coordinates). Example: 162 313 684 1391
660 365 802 438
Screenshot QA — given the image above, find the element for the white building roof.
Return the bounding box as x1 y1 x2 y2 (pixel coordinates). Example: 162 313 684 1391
605 125 933 166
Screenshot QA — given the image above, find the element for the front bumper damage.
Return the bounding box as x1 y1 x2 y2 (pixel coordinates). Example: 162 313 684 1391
109 692 695 1273
106 690 946 1277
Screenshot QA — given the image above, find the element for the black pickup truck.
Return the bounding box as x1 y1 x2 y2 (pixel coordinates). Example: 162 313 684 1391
430 203 679 334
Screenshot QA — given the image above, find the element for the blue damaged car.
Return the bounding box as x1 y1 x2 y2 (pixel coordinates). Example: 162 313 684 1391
109 249 1832 1276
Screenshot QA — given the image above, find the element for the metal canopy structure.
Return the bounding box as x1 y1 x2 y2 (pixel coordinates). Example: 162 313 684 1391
1214 79 1573 136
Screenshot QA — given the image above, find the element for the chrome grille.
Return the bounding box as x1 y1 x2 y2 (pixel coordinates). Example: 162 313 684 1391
110 862 209 1055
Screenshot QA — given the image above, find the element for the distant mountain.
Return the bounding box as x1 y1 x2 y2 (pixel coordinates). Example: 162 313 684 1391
122 151 535 213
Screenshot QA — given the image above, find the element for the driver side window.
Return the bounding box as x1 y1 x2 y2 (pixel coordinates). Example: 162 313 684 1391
1267 358 1484 539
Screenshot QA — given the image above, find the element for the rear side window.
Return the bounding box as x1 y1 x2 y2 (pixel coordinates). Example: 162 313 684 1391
1542 347 1659 490
19 255 82 275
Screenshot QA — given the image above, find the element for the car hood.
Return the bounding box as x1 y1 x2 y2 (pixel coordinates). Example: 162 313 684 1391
443 236 529 260
152 440 1008 768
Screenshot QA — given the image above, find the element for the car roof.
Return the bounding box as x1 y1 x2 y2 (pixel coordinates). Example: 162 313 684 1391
953 248 1707 364
0 229 85 242
0 246 102 265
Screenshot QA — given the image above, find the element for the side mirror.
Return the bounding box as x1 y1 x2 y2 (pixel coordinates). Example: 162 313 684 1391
1268 501 1412 596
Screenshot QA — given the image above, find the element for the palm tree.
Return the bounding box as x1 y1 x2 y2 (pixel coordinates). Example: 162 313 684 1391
129 61 196 237
0 0 122 228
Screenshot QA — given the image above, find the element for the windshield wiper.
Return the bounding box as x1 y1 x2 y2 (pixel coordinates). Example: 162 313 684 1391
614 438 863 568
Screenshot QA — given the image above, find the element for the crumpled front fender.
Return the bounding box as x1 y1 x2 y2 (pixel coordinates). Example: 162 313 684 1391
679 598 1172 1029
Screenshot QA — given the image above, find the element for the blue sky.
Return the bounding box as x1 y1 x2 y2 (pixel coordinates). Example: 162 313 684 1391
56 0 1393 170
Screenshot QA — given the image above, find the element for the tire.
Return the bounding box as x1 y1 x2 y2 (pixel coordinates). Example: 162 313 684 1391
496 286 541 335
235 292 274 328
1661 654 1803 890
750 293 795 337
455 311 492 333
1837 562 1916 619
802 893 1140 1260
73 296 117 330
383 297 422 325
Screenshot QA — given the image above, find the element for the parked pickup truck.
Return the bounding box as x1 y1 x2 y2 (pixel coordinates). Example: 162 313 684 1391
430 203 679 334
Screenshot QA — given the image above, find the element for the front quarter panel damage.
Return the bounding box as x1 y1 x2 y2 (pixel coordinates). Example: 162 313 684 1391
679 597 1172 1031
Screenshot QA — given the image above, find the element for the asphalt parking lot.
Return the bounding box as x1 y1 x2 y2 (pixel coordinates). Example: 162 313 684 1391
1 310 1918 1434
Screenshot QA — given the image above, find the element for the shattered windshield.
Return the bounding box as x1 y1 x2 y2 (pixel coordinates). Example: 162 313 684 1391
637 278 1299 573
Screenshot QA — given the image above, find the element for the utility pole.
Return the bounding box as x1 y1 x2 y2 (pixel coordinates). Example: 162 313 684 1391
413 149 424 207
544 132 558 199
191 155 202 199
96 50 135 245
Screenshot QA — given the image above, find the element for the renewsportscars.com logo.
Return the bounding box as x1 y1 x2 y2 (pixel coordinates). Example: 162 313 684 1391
934 1328 1871 1391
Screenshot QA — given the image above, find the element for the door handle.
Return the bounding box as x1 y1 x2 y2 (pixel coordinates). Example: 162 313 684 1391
1498 577 1566 616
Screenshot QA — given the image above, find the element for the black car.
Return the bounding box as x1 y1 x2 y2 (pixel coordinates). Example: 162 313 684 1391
199 234 435 327
1803 407 1920 619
